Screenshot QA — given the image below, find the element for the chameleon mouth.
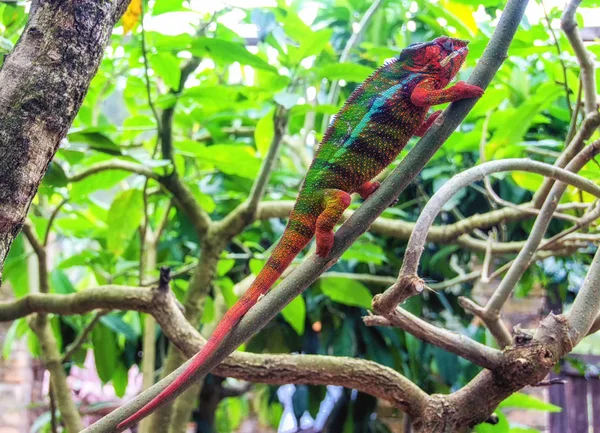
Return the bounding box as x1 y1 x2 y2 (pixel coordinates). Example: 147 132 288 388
439 47 467 67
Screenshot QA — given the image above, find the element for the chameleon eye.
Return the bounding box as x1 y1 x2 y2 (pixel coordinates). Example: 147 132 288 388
442 39 454 52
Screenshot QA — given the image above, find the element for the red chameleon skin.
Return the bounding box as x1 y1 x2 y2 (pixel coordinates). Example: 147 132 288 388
118 36 483 430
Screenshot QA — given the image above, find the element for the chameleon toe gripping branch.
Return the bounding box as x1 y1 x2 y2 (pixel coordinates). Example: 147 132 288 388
117 36 484 430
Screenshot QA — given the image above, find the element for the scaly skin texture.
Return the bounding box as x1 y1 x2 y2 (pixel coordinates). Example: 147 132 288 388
118 36 484 429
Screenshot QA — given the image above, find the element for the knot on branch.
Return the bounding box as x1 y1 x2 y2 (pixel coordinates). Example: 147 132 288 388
512 324 534 346
373 274 425 315
534 312 575 356
158 266 171 291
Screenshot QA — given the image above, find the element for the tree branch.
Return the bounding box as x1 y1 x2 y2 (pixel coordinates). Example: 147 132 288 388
375 158 600 315
95 1 529 427
561 0 598 114
565 247 600 342
364 307 504 370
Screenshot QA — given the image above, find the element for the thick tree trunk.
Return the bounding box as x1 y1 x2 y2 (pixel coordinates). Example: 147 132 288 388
0 0 130 281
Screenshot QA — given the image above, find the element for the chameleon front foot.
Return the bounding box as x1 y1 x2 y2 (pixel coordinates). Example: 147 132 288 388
356 181 381 200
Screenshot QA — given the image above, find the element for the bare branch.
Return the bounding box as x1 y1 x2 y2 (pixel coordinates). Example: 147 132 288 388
565 247 600 342
22 221 50 294
485 142 599 316
561 0 598 114
68 160 160 182
364 308 504 370
375 158 600 315
30 315 84 433
62 309 109 363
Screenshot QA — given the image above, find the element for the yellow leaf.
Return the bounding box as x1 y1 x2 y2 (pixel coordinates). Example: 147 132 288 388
442 0 478 35
122 0 142 35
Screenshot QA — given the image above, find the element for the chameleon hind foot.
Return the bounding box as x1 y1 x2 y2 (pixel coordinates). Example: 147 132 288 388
316 189 351 257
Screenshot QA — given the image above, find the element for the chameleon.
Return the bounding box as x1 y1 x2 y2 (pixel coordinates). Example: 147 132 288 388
118 35 483 429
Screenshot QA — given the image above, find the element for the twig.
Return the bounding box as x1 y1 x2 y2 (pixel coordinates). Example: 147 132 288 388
541 0 572 115
565 246 600 342
68 160 160 182
62 309 109 363
376 158 600 315
49 384 58 433
140 7 162 137
533 112 600 208
364 307 504 370
21 221 49 294
44 198 68 246
485 141 600 318
561 0 598 114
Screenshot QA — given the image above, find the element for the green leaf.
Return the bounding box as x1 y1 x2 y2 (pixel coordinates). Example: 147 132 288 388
2 319 19 359
150 52 181 90
216 397 247 433
3 234 30 297
152 0 187 15
217 259 235 277
112 363 129 398
191 37 277 73
178 143 261 179
254 108 275 157
68 131 121 155
316 63 373 83
107 189 144 255
342 241 386 265
91 324 118 383
320 277 372 309
281 295 306 335
50 269 76 294
289 28 332 63
100 314 138 342
499 392 562 412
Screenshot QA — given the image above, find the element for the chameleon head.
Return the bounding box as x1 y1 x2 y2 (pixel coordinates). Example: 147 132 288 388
398 36 470 87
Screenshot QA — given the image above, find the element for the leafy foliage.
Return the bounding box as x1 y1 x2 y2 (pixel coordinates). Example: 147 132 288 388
1 0 599 431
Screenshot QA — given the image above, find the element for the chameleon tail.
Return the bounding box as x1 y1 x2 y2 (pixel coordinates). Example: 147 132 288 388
117 209 316 430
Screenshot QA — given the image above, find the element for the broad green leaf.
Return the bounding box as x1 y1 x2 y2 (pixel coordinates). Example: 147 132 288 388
91 324 118 383
288 28 332 63
317 63 373 83
281 295 306 335
2 319 19 359
3 234 30 297
217 259 235 277
191 37 277 73
215 397 247 433
511 172 543 192
320 277 372 309
112 363 129 398
152 0 187 15
68 131 121 155
499 392 562 412
178 143 261 179
150 52 181 90
107 189 144 255
254 108 275 157
100 314 138 342
342 241 386 265
50 269 76 294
